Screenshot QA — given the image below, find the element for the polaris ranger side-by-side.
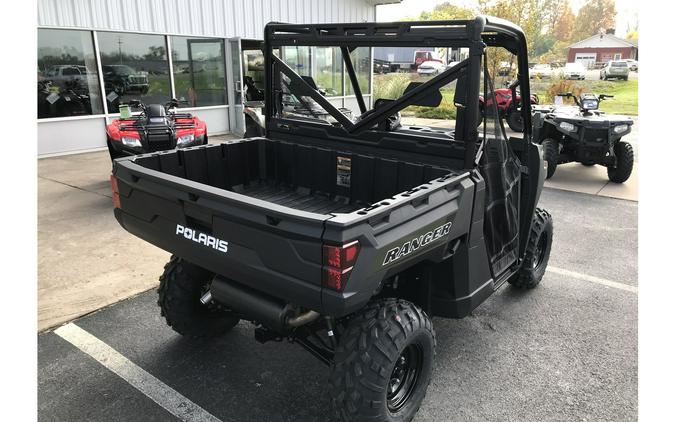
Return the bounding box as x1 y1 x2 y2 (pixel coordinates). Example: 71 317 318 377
111 16 553 422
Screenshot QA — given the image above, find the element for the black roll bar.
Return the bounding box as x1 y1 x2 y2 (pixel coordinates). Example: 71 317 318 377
341 46 367 114
263 15 533 168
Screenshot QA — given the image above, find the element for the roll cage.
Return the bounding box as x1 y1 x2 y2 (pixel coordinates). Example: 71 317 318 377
263 15 533 169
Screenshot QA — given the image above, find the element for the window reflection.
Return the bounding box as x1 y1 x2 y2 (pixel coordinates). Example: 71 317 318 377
97 32 171 113
38 29 103 118
171 37 227 107
315 47 343 96
346 47 371 96
283 46 312 76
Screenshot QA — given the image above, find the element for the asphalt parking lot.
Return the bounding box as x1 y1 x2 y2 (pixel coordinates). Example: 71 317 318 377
38 118 639 421
38 188 637 421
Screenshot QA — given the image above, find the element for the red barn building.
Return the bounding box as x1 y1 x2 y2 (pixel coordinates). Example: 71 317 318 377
567 33 638 68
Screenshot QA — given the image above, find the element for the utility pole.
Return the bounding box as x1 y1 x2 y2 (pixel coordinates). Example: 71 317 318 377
118 37 123 64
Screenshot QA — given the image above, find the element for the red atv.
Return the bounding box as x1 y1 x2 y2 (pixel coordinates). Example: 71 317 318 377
479 80 539 132
106 99 207 160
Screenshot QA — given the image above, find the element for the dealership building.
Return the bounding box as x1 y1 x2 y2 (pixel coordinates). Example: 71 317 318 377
567 32 638 68
37 0 396 156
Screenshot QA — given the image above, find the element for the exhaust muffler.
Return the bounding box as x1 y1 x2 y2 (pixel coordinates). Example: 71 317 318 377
209 276 319 332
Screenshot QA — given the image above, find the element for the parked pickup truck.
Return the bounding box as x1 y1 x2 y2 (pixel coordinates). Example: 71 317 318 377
112 16 553 422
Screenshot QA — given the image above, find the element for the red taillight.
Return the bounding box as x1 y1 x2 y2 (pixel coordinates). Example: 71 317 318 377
110 174 121 209
322 241 360 292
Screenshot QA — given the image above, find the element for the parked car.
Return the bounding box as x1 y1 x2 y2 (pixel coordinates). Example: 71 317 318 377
530 63 553 79
600 60 629 81
417 60 445 75
623 59 638 71
43 64 99 88
373 58 391 74
103 64 150 95
498 60 514 76
561 62 587 80
111 16 553 422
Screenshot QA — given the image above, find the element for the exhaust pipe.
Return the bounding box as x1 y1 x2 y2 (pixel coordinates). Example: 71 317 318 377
199 291 212 305
209 276 317 332
287 310 320 327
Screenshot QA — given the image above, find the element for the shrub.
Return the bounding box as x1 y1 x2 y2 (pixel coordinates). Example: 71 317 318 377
545 76 582 104
413 103 456 120
373 74 411 102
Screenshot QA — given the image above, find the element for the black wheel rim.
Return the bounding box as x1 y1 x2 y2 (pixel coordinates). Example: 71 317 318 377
531 232 548 270
387 344 423 413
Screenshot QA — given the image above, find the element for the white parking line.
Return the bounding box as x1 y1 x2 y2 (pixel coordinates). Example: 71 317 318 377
548 266 638 293
54 323 223 422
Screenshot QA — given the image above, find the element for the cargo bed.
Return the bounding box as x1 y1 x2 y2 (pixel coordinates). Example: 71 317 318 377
112 136 472 315
126 137 454 217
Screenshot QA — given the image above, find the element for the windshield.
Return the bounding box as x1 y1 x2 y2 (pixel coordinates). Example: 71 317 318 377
109 65 136 75
565 63 584 71
612 61 628 67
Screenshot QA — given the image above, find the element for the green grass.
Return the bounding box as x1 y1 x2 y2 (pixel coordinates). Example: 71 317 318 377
531 79 638 115
374 73 458 119
375 73 638 119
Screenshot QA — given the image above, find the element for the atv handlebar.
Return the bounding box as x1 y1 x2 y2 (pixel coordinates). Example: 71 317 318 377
557 92 581 107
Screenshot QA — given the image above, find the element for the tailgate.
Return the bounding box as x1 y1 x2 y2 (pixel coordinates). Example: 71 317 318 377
113 158 328 310
320 172 476 316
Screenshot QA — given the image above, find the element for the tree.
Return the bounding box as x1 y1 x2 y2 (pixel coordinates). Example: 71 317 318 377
416 2 475 21
626 30 638 41
573 0 617 41
478 0 545 77
550 0 575 42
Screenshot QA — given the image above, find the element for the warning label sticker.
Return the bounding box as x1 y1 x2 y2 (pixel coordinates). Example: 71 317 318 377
336 156 352 188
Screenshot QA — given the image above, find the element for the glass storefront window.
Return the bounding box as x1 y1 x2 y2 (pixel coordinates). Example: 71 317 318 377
346 47 371 96
171 37 226 107
282 46 312 76
243 49 265 87
314 47 343 97
38 29 104 118
97 32 171 113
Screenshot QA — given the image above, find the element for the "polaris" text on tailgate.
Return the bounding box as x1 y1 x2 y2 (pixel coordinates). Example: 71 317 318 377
175 224 228 253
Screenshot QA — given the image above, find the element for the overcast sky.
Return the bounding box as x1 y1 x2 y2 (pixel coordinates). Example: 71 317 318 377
376 0 638 37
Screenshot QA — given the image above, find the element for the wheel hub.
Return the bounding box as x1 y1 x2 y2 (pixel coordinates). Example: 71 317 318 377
531 232 548 270
387 344 423 413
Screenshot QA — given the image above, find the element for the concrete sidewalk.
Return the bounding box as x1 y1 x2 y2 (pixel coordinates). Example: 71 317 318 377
38 135 237 331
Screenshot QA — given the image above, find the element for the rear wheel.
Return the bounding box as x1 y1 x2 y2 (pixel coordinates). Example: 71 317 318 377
607 141 634 183
541 138 559 179
508 208 553 289
329 299 435 422
158 256 239 338
506 109 524 132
